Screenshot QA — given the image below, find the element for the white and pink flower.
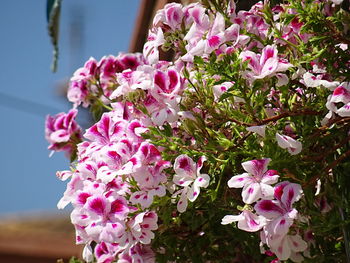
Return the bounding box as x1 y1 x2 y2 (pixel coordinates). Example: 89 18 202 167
228 158 279 204
45 108 82 156
172 155 210 213
276 133 302 155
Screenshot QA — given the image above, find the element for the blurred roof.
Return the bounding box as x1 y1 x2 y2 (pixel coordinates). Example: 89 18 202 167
0 214 82 262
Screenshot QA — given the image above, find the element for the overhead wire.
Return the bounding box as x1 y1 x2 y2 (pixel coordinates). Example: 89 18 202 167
0 91 61 117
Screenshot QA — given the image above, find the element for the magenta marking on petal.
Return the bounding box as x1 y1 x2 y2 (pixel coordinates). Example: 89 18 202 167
251 159 267 175
77 192 91 205
248 187 254 194
278 246 283 254
168 70 179 92
105 190 113 198
265 170 278 176
143 223 149 229
179 157 191 171
264 48 275 60
135 194 141 199
108 151 120 159
257 200 283 214
286 187 295 207
333 86 346 95
101 115 111 139
199 178 203 182
89 197 106 215
192 9 200 24
110 199 126 214
155 71 167 92
141 145 149 156
249 219 258 226
208 35 220 47
280 219 286 225
274 184 285 200
85 164 94 172
96 242 108 257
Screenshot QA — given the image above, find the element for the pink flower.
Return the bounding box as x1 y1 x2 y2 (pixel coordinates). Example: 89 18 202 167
221 210 265 232
143 28 164 65
227 158 279 204
212 81 234 100
326 82 350 117
128 211 158 245
261 233 307 262
240 45 292 81
303 72 339 90
173 155 210 212
246 125 266 137
154 3 184 31
94 242 120 263
255 181 303 238
45 108 82 157
117 244 155 263
276 133 302 155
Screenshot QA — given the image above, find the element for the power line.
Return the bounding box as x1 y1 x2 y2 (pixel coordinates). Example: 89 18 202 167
0 91 61 117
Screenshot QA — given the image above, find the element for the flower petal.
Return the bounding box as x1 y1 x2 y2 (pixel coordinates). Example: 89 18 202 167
238 210 265 232
288 234 308 253
177 188 188 213
281 183 303 210
242 182 262 204
254 200 284 219
194 173 210 188
174 154 196 178
242 158 271 177
227 173 252 188
221 214 244 225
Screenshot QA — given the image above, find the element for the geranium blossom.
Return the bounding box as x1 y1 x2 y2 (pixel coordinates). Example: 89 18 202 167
227 158 279 204
239 45 292 81
221 210 266 232
45 108 82 156
173 155 210 212
255 181 303 238
276 133 302 155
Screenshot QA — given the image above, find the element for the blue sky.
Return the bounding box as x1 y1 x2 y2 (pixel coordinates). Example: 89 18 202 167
0 0 140 215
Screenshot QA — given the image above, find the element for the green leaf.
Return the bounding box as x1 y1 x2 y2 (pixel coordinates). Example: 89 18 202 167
69 257 84 263
47 0 62 72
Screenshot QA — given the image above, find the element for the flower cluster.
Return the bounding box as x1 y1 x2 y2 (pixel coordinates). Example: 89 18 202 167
56 106 170 262
222 159 307 262
45 108 82 157
46 0 350 262
68 53 145 108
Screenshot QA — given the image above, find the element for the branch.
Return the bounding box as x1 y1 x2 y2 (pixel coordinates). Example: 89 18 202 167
257 109 323 125
325 149 350 173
